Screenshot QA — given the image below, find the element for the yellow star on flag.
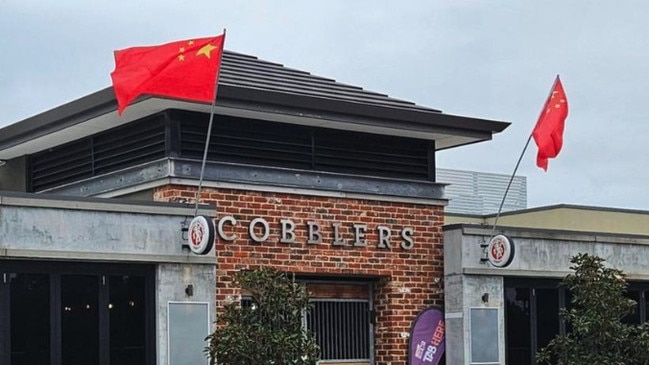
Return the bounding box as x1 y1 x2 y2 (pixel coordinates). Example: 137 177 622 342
196 44 217 59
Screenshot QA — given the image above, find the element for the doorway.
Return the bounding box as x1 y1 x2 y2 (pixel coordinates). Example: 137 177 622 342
306 282 373 365
504 279 564 365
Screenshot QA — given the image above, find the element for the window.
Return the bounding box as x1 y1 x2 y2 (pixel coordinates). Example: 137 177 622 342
505 280 649 365
504 279 564 365
0 261 155 365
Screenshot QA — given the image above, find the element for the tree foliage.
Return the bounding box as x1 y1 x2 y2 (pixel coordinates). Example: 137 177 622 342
538 253 649 365
205 268 320 365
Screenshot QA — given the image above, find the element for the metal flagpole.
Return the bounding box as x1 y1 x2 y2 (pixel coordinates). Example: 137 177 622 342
490 134 533 238
193 29 227 217
490 75 560 237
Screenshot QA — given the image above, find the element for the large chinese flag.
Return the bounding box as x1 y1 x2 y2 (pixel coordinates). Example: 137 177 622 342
110 34 225 115
532 76 569 171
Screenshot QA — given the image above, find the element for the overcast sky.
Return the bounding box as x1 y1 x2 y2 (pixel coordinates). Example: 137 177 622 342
1 1 648 210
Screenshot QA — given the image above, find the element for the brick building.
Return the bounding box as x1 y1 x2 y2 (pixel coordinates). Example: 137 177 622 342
0 50 508 364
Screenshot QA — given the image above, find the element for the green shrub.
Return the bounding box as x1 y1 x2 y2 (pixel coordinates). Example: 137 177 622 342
538 253 649 365
205 268 320 365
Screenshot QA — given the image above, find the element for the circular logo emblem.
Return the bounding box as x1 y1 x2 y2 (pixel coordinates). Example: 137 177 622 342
188 216 215 255
487 234 515 267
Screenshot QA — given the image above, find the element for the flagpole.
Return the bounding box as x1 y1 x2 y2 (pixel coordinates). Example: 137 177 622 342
490 75 560 237
194 29 227 217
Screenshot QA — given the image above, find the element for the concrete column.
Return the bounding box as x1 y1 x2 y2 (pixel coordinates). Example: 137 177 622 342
444 274 505 364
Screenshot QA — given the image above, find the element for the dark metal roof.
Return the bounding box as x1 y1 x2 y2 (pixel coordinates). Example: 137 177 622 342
0 49 509 158
219 51 441 113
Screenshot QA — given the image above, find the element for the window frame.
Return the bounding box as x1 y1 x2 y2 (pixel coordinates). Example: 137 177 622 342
0 260 156 365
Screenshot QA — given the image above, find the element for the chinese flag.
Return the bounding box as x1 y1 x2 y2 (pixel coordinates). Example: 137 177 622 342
532 76 569 171
110 34 225 115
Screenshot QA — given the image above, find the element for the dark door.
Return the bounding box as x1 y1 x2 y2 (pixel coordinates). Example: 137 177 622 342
505 279 564 365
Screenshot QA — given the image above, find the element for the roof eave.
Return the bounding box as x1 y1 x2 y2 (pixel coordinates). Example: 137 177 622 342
0 86 509 158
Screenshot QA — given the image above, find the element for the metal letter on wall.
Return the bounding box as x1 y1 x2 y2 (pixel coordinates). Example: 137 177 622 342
249 217 270 243
353 224 367 246
217 216 237 241
401 227 415 250
307 221 322 244
332 222 346 246
377 225 391 249
280 219 296 243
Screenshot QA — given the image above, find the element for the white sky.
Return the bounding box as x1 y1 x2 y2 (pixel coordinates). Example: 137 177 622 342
1 1 648 210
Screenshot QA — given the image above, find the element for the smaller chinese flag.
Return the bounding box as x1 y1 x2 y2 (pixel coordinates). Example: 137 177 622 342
532 76 569 171
110 34 225 115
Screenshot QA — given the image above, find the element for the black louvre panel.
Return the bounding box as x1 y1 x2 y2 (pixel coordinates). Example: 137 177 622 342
31 139 93 192
30 109 434 192
177 111 313 170
314 129 430 180
30 116 166 192
93 118 166 175
176 110 432 180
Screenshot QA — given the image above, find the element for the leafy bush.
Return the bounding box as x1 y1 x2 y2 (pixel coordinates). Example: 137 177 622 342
205 268 320 365
538 253 649 365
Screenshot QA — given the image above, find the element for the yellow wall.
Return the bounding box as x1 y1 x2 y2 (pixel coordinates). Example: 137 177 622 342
445 206 649 236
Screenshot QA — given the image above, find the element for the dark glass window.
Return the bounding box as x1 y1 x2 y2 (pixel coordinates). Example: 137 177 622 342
623 290 641 324
504 280 649 365
9 273 50 365
505 287 531 365
109 275 146 365
0 261 154 365
536 288 560 351
62 275 99 365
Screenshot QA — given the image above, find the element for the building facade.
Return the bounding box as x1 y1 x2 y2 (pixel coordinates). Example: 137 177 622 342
0 50 508 364
0 193 216 365
444 205 649 365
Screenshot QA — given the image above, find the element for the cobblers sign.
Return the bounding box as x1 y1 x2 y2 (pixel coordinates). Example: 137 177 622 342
215 215 416 250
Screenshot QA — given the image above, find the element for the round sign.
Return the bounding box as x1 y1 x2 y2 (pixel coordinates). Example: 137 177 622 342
188 215 215 255
487 234 515 267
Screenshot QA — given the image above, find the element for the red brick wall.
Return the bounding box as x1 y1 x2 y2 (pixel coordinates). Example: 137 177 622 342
155 185 444 365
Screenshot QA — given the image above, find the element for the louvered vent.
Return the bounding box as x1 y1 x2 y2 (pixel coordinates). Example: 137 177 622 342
30 110 434 192
30 139 93 192
313 128 430 179
179 111 313 170
30 115 166 191
176 110 433 180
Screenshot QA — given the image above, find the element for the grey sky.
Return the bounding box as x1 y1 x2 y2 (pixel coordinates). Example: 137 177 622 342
1 1 648 210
